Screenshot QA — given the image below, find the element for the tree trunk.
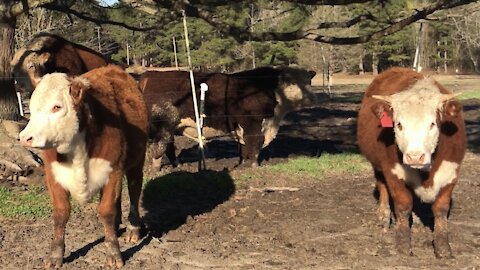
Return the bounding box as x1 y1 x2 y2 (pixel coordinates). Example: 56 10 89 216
0 16 21 121
358 48 364 75
372 52 378 75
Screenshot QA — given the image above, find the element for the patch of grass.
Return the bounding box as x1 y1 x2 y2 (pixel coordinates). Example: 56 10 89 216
459 89 480 100
265 153 370 178
0 186 51 218
330 93 363 104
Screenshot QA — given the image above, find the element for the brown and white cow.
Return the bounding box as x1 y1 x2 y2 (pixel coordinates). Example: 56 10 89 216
357 67 466 258
140 66 316 167
19 65 148 268
11 32 108 92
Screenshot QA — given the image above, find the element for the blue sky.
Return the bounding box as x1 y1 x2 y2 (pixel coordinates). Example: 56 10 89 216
100 0 118 6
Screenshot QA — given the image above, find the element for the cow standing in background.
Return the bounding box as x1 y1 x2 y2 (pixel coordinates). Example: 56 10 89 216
19 65 148 268
11 32 108 92
357 67 466 257
140 66 316 167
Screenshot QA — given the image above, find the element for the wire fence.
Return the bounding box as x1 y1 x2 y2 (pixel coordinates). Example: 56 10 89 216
14 74 357 142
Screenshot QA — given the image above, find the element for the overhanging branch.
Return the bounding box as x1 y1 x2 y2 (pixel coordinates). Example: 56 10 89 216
43 3 158 31
6 0 57 18
160 0 479 44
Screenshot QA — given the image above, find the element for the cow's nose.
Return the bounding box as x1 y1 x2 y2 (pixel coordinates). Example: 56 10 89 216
21 135 33 146
25 136 33 146
405 153 425 164
19 132 33 146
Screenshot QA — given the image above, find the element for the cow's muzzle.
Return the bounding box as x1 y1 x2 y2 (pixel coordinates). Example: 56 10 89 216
19 129 47 149
403 152 431 169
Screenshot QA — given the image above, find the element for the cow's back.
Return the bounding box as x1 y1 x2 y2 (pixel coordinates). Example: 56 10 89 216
82 65 148 166
140 71 211 116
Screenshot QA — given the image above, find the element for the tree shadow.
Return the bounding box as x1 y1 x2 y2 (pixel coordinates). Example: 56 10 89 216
463 99 480 153
63 170 234 265
141 170 235 239
174 103 359 166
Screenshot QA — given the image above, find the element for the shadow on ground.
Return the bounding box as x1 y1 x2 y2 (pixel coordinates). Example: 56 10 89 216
463 99 480 153
174 98 360 166
141 170 235 238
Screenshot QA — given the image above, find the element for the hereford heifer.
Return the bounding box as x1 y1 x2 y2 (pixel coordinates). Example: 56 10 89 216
357 67 466 257
19 65 148 268
140 66 316 167
11 32 108 92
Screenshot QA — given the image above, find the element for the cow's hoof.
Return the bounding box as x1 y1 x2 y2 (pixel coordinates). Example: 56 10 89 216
44 257 63 269
105 253 124 268
124 226 141 243
434 239 453 259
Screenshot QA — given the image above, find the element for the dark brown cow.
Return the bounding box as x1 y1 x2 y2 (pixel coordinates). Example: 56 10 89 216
19 65 148 268
140 66 316 167
11 32 108 92
357 67 466 257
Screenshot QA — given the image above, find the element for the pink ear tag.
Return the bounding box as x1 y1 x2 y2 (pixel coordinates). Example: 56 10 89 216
381 111 393 128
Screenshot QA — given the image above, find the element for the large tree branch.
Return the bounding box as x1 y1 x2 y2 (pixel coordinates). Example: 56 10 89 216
4 0 56 18
181 0 373 6
43 3 158 31
157 0 479 44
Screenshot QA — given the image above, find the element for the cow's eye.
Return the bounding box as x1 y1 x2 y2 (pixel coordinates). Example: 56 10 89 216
430 122 436 129
396 122 402 131
52 105 62 112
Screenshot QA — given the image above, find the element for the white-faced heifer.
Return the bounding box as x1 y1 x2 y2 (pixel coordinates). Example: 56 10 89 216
357 67 466 258
19 65 148 268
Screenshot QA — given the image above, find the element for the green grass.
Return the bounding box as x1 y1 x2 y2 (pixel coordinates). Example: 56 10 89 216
265 153 370 178
0 186 51 218
459 89 480 100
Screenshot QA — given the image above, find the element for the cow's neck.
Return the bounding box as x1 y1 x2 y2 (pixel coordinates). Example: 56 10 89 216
56 130 88 165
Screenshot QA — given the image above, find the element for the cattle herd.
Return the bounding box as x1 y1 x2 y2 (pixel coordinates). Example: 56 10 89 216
10 33 467 268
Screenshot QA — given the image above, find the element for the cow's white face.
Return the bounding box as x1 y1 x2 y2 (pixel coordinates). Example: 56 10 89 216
373 79 459 170
19 73 86 153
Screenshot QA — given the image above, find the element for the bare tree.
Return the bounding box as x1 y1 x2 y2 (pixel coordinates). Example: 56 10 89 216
449 3 480 72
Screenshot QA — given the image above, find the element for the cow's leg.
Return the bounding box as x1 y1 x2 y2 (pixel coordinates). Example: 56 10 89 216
384 169 413 255
239 135 262 167
124 163 144 243
239 121 263 167
165 140 178 167
432 183 455 258
98 169 124 268
374 169 391 229
45 170 71 269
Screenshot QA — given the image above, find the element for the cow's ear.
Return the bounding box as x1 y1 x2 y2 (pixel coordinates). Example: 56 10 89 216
443 100 463 117
69 77 89 106
371 101 392 119
10 48 26 67
38 52 51 65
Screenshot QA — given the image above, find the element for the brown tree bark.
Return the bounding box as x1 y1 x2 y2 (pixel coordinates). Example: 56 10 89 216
0 12 21 121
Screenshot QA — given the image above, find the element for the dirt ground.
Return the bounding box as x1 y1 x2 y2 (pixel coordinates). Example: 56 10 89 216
0 75 479 269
